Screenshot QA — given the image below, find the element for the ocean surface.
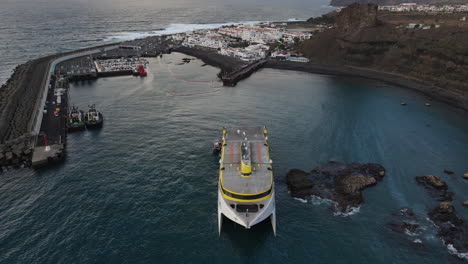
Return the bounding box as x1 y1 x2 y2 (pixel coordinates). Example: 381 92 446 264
1 53 468 263
1 0 468 263
0 0 334 85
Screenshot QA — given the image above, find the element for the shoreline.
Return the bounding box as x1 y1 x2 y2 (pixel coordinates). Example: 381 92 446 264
171 46 468 112
1 38 467 165
264 60 468 111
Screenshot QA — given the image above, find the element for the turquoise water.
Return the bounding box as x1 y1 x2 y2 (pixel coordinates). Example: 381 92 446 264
1 53 468 263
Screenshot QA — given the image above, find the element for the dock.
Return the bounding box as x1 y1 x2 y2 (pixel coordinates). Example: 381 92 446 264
94 57 148 77
221 59 267 87
30 45 151 168
56 56 97 81
32 76 68 168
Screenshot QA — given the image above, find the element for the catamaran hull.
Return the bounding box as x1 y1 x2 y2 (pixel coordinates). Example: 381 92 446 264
218 189 276 235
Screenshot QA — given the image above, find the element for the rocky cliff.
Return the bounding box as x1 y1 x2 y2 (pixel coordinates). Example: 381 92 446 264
299 3 468 109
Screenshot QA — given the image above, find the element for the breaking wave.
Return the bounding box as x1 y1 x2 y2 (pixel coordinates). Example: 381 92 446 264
447 244 468 261
293 197 308 203
333 205 361 217
103 21 263 42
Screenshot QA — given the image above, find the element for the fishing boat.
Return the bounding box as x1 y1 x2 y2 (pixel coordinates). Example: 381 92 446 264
67 106 85 132
218 127 276 235
84 104 104 129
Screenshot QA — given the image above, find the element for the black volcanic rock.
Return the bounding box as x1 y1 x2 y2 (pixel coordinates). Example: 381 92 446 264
286 161 385 213
286 169 314 198
415 175 453 201
443 169 454 175
386 208 428 250
388 208 420 234
428 202 468 258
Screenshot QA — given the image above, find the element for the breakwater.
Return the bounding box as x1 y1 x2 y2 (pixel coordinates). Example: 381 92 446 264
0 42 153 169
221 59 267 87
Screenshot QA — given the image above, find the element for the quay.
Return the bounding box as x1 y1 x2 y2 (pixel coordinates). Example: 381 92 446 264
221 59 267 87
31 46 117 168
30 44 155 168
56 56 97 81
31 76 67 168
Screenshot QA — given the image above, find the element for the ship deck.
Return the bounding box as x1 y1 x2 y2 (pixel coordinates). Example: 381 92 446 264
220 127 272 195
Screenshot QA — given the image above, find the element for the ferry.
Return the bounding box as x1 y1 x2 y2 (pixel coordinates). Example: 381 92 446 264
218 127 276 235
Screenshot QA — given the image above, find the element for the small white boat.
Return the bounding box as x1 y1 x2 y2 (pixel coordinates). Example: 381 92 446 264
218 127 276 235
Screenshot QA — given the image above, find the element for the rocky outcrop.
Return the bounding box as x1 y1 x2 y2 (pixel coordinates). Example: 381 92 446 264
415 173 468 259
415 175 453 201
386 208 426 248
286 161 385 213
443 169 454 175
428 202 468 259
335 3 378 33
299 4 468 110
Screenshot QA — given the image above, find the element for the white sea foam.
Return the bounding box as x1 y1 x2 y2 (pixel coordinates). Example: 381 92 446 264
103 21 263 42
447 244 468 261
404 229 418 237
310 195 335 206
293 197 308 203
413 239 423 244
334 205 361 217
287 18 303 22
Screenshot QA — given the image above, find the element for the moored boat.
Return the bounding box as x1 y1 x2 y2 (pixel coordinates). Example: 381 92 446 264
85 104 104 129
218 127 276 235
136 65 147 77
67 106 85 132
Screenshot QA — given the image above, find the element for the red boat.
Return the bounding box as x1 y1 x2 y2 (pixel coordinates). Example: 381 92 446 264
136 65 147 77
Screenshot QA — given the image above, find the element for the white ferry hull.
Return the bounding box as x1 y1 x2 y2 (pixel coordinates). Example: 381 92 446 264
218 188 276 235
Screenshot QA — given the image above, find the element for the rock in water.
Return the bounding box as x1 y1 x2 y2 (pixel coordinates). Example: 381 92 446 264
463 173 468 180
285 169 314 199
443 169 454 175
386 208 427 249
428 202 468 259
415 175 453 201
286 161 385 213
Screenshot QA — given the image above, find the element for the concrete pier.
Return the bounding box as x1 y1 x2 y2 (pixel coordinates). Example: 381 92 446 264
221 59 267 87
31 144 64 168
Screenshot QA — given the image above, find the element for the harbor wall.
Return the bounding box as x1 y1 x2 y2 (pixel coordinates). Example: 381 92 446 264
0 44 119 168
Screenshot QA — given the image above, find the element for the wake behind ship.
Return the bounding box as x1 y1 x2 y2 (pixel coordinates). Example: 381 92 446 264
218 127 276 235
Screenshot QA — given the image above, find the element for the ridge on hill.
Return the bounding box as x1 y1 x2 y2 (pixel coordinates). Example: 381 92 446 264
330 0 467 7
299 3 468 109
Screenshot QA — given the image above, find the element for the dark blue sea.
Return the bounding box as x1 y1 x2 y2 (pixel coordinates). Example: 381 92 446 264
1 1 468 263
